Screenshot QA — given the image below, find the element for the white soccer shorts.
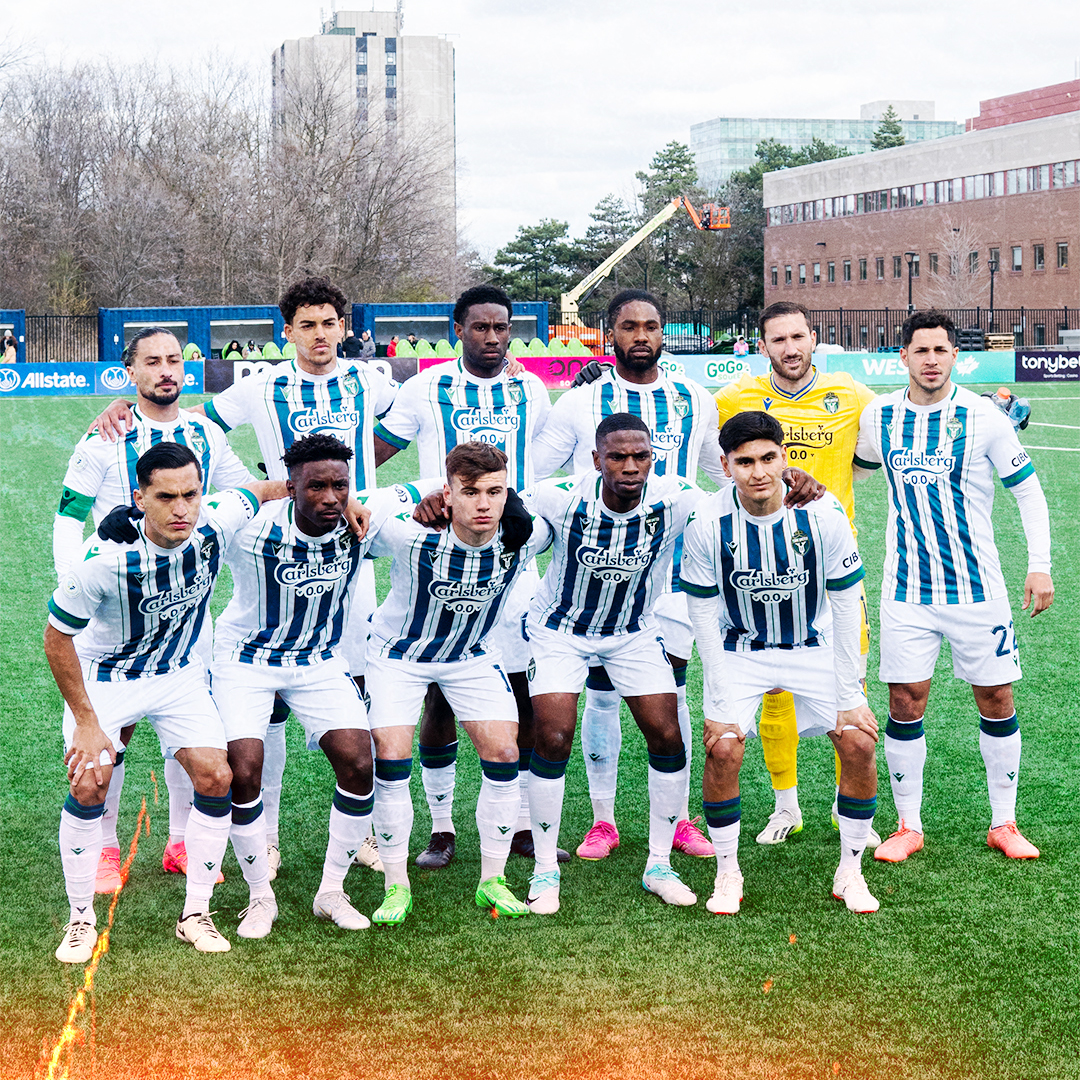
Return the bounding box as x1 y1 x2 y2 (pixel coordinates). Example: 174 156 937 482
364 652 518 730
654 590 694 662
703 646 841 738
63 663 227 764
525 619 676 698
338 559 377 677
484 564 540 673
211 656 368 749
878 595 1022 686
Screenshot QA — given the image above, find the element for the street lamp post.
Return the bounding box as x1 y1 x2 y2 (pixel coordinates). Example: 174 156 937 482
905 251 917 314
988 257 999 330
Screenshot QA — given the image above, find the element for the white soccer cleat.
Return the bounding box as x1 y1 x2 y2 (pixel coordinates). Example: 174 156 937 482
236 896 278 940
526 870 561 915
832 868 880 913
266 845 281 882
313 890 370 930
353 834 384 872
55 921 97 964
756 807 803 845
642 864 697 906
706 871 744 915
176 911 232 952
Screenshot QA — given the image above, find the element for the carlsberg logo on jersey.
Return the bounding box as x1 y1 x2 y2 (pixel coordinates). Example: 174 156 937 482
887 447 955 485
275 557 352 598
651 430 685 454
428 579 506 614
451 408 520 436
730 569 810 601
577 546 653 583
288 408 363 436
138 575 212 618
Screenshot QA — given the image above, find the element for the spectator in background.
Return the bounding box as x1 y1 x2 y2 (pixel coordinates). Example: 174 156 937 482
342 331 362 358
182 343 203 362
360 330 376 359
3 331 17 363
407 333 419 349
733 335 750 358
247 339 262 359
387 336 399 358
224 339 244 360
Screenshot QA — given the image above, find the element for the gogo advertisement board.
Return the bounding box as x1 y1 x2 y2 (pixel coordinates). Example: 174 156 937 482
1015 350 1080 381
0 362 204 397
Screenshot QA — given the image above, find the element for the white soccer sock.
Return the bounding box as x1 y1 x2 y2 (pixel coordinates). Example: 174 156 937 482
676 683 692 820
835 793 876 872
529 756 567 875
776 785 800 814
979 716 1021 828
164 756 194 844
418 741 457 834
581 686 622 821
230 796 272 900
707 821 741 877
319 786 375 895
476 767 520 881
646 756 688 869
182 792 231 918
515 757 531 832
883 716 927 833
60 795 105 925
262 717 288 847
372 767 414 875
100 750 124 849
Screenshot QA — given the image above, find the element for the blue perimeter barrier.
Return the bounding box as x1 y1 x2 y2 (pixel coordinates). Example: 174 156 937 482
0 361 204 397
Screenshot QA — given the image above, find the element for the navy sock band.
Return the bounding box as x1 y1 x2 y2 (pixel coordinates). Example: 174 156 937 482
480 759 519 783
517 749 532 772
672 665 687 689
648 749 687 774
375 757 413 782
885 715 925 740
419 742 458 769
704 796 741 829
837 793 877 820
63 794 106 820
231 799 264 826
980 713 1019 737
530 751 569 780
114 748 126 767
333 786 375 816
269 696 290 725
193 790 232 818
585 665 615 692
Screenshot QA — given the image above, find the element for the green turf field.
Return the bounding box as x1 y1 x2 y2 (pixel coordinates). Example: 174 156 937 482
2 386 1077 1079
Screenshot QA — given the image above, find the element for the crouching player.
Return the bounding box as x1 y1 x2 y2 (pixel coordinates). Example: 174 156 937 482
681 412 881 915
47 444 285 961
365 442 551 925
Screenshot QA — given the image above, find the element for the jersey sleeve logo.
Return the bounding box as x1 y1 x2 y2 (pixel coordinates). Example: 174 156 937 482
59 488 81 515
342 373 360 396
790 529 809 555
62 574 82 598
822 392 839 414
644 511 662 536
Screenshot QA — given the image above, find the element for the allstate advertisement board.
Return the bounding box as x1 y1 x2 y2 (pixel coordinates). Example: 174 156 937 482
822 351 1016 386
0 362 204 397
1015 350 1080 381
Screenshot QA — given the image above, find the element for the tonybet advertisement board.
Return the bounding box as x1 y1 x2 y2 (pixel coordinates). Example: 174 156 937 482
1015 350 1080 381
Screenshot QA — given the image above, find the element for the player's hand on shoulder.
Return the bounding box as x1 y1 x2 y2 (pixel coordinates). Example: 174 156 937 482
413 489 450 529
500 487 533 551
90 399 136 442
781 466 826 508
504 357 526 377
344 498 372 540
1022 571 1054 616
835 703 878 741
571 360 612 387
97 504 143 544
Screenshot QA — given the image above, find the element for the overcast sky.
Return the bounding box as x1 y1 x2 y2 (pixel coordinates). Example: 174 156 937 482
7 0 1078 259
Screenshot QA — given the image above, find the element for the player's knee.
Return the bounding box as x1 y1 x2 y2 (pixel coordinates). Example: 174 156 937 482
706 737 741 769
71 771 110 806
537 726 574 761
191 755 232 797
837 730 876 771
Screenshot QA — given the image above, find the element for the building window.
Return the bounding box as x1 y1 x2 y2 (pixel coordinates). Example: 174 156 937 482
1035 324 1046 346
1033 244 1045 271
969 251 978 274
813 262 821 284
988 247 999 271
859 326 868 349
893 256 902 278
798 264 806 285
843 260 851 282
929 253 939 275
858 259 867 281
386 74 397 88
771 266 778 286
843 325 852 349
785 265 792 285
827 262 835 283
876 257 884 280
828 325 837 344
911 254 920 277
1058 242 1069 269
877 326 886 348
385 87 397 99
1012 246 1022 271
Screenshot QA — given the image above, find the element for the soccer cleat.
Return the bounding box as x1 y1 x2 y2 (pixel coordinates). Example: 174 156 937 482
575 821 620 860
672 817 716 857
475 875 529 917
313 890 370 930
706 871 744 915
526 869 561 915
831 808 882 848
164 839 224 883
642 864 697 907
236 896 278 940
415 832 455 869
175 911 232 952
987 822 1040 859
353 834 384 872
756 807 803 845
55 922 97 964
873 820 924 863
267 844 281 881
832 868 880 913
95 847 123 893
509 830 571 863
372 884 413 926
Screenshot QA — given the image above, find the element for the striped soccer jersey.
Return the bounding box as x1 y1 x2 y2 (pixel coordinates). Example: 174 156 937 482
714 369 876 531
374 360 551 489
367 510 554 663
57 406 255 528
48 489 258 681
679 487 865 652
855 384 1036 605
525 472 703 639
204 360 397 487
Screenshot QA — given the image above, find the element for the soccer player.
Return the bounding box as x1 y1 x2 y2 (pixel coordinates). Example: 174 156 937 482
212 434 387 937
364 443 552 925
714 302 880 847
55 326 257 892
523 413 706 915
682 411 880 914
47 443 286 961
856 310 1053 862
372 284 554 868
94 277 396 876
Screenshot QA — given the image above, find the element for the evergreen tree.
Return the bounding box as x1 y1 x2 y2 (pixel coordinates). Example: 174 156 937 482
483 219 577 309
871 105 906 150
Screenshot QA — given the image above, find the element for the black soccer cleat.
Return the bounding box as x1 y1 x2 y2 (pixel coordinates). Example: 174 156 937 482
415 831 456 869
510 829 570 863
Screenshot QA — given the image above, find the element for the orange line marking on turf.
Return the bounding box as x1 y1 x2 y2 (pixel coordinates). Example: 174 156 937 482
42 798 151 1080
762 979 773 994
150 768 159 805
789 933 797 944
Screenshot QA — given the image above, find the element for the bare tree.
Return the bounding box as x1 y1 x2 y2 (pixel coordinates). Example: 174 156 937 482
921 216 990 309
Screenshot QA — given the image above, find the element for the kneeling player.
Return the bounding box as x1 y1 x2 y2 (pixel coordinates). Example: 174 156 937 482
681 412 880 914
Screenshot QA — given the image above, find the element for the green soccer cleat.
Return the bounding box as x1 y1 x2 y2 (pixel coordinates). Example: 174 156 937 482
475 875 528 918
372 883 413 926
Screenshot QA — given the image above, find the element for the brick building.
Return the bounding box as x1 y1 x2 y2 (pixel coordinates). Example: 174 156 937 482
761 87 1079 324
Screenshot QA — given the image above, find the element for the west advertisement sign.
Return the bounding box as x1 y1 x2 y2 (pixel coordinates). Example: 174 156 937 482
1015 350 1080 381
0 362 204 397
822 351 1016 386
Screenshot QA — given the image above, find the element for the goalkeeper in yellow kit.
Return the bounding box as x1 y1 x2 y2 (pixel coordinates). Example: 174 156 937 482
714 302 880 847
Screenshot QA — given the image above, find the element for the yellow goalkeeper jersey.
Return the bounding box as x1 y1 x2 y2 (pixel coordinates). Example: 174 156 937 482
714 368 876 531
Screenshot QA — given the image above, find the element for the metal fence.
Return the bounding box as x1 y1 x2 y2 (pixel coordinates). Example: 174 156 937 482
24 315 98 363
558 307 1080 352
